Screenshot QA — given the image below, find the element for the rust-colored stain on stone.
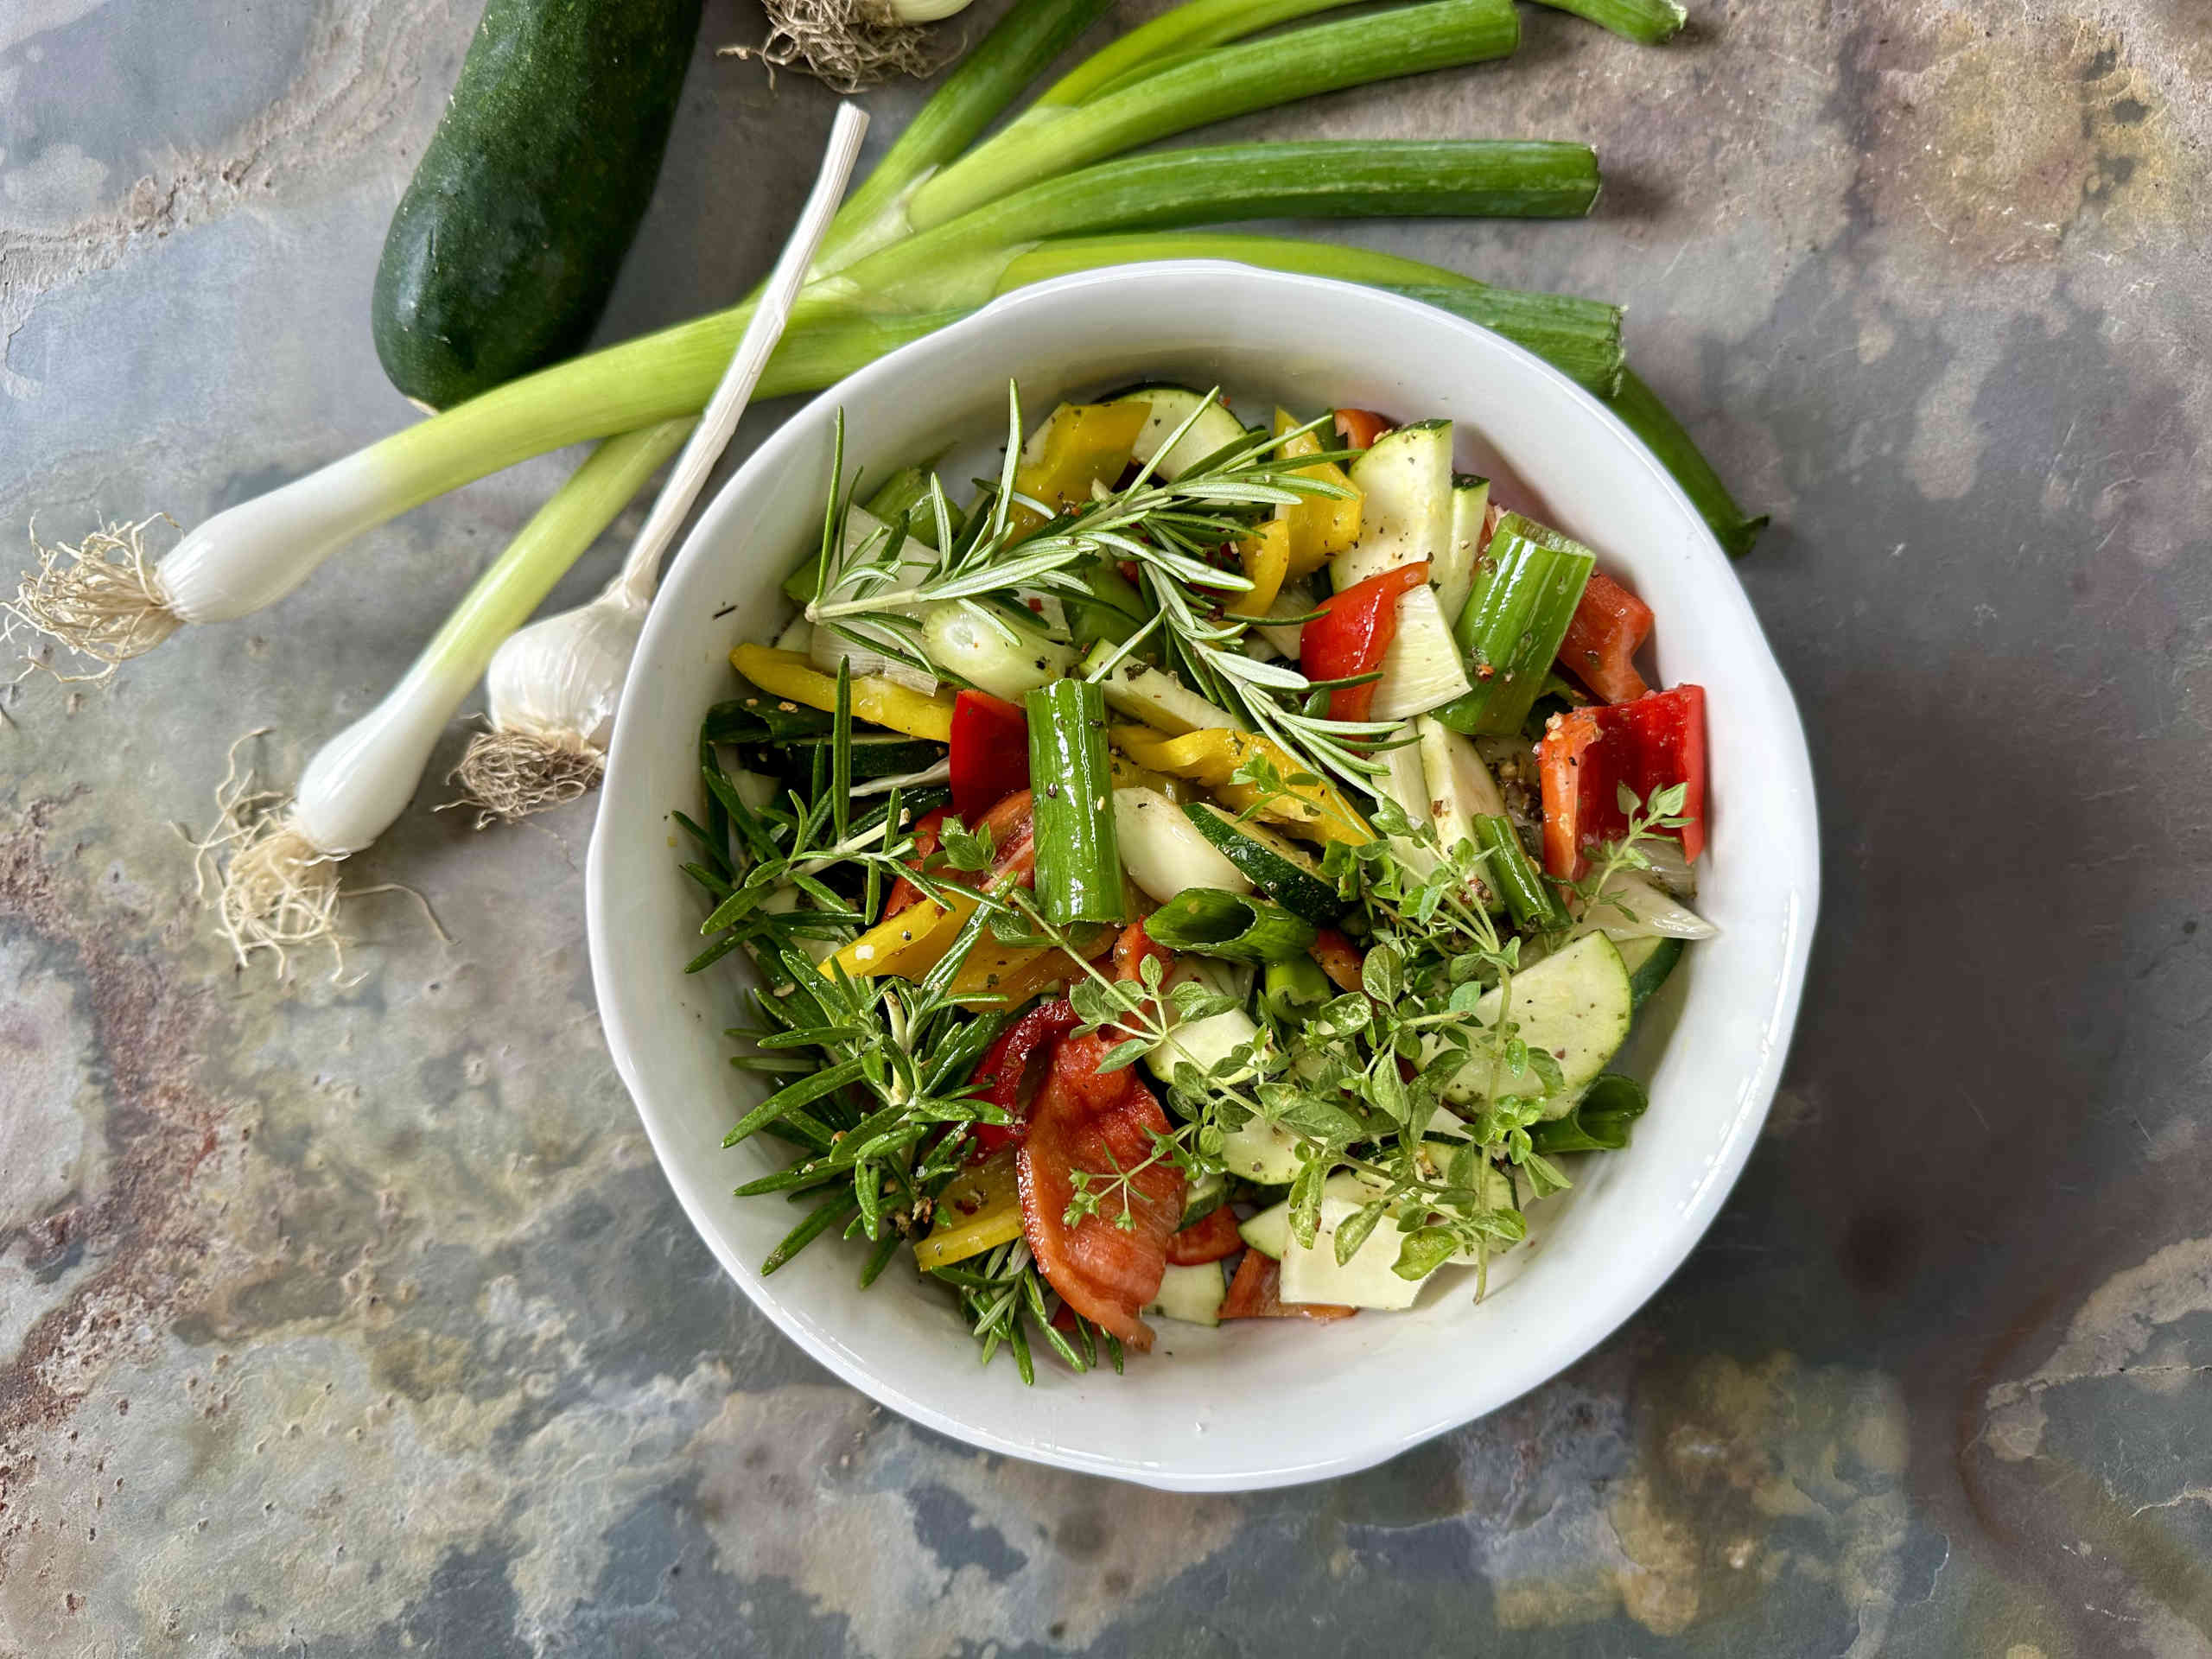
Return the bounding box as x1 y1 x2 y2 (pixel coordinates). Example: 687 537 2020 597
0 802 238 1460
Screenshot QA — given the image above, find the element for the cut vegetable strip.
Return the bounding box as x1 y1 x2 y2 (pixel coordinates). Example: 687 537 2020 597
1116 726 1373 845
1218 1249 1357 1320
902 0 1525 231
1301 563 1430 723
949 689 1030 818
1230 518 1292 620
1166 1207 1244 1265
1016 1031 1186 1350
1537 684 1707 877
1145 888 1320 963
1027 679 1130 925
1433 513 1595 736
914 1148 1026 1269
1557 570 1653 703
966 999 1082 1154
1270 408 1360 575
1474 815 1565 930
1369 581 1473 721
1114 788 1250 905
731 644 957 741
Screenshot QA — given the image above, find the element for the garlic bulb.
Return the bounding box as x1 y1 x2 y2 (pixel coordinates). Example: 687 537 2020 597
485 591 643 752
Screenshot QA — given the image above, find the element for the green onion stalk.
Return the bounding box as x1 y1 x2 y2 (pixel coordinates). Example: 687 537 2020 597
1533 0 1686 45
12 0 1758 680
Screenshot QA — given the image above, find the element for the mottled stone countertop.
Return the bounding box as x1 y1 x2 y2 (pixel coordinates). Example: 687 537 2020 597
3 0 2209 1653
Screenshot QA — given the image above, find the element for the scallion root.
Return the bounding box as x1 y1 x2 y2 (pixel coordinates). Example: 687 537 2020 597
718 0 946 94
5 517 182 676
452 728 606 827
191 731 448 982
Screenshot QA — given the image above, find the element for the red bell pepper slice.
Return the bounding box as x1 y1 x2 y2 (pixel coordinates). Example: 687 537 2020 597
965 996 1081 1155
1332 408 1394 449
1557 572 1654 704
1166 1206 1243 1266
1537 684 1707 879
1217 1249 1356 1321
882 806 947 918
1311 927 1365 994
1300 562 1429 723
881 790 1038 919
1016 1029 1185 1351
949 689 1029 821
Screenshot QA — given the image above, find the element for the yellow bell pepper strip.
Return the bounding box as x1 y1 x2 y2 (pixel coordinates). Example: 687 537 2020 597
1108 752 1189 800
1273 408 1361 579
1009 401 1151 536
824 890 979 981
948 921 1116 1008
1110 726 1372 847
914 1148 1024 1271
729 644 957 743
1230 517 1291 620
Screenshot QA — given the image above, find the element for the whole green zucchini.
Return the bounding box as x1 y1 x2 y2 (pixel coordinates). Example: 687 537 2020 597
372 0 703 409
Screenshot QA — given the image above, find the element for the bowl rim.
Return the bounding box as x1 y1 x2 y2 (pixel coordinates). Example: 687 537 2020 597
588 261 1819 1491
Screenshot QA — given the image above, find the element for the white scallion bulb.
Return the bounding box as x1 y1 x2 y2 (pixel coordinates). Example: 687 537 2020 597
456 105 871 823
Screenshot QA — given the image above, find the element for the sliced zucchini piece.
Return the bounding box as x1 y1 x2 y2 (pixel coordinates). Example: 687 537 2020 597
1332 419 1454 589
1183 803 1339 925
1617 935 1686 1008
920 603 1074 702
1104 384 1249 481
1146 1006 1262 1090
1434 473 1491 627
1438 932 1634 1116
1254 583 1313 660
1084 644 1241 735
1147 1262 1227 1326
1280 1174 1427 1310
1113 786 1251 906
1180 1168 1230 1227
1221 1115 1306 1185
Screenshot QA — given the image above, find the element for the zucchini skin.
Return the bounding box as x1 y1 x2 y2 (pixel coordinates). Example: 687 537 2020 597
372 0 703 409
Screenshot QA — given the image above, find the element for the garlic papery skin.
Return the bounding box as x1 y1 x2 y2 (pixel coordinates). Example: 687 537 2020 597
484 591 645 753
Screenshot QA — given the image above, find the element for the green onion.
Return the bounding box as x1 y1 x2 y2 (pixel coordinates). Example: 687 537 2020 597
1535 0 1684 45
835 141 1599 311
1147 888 1321 963
1433 512 1596 736
995 232 1624 395
1605 368 1769 558
1261 955 1332 1021
903 0 1522 231
1528 1072 1649 1153
860 467 945 549
1473 816 1566 930
1034 0 1362 108
1026 678 1129 925
1067 560 1147 652
809 0 1120 274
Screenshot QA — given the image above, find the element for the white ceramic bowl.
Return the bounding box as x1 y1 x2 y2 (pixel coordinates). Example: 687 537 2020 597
588 264 1817 1492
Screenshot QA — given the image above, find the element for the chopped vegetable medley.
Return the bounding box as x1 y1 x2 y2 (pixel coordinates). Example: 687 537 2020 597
677 382 1713 1378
